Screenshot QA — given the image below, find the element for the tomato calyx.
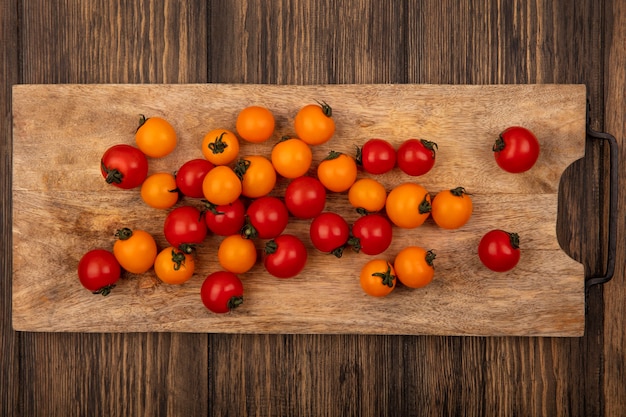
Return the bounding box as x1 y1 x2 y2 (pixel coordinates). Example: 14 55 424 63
241 219 259 239
450 187 469 197
418 195 432 214
324 150 342 161
170 249 188 271
372 264 396 288
492 134 506 152
264 239 278 255
178 243 196 255
136 114 149 132
227 295 244 311
93 284 116 296
101 161 124 185
316 100 333 117
115 228 134 241
207 131 229 154
233 158 251 180
425 249 437 267
421 139 438 158
508 232 520 249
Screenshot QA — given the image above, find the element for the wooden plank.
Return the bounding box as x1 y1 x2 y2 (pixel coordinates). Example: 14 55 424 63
12 83 586 336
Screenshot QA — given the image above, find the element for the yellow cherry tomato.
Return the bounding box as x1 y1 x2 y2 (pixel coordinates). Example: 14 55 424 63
270 137 313 178
294 102 336 146
394 247 436 288
348 178 387 213
431 187 473 229
385 183 431 228
218 234 257 274
235 155 277 199
317 151 357 193
140 172 179 209
113 228 157 274
154 247 195 285
236 105 275 143
202 165 242 206
135 115 177 158
201 129 240 165
359 259 396 297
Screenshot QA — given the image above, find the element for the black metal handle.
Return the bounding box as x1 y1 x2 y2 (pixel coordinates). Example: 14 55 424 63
585 106 619 288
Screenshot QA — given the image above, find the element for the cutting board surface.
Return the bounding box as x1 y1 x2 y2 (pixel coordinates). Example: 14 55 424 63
12 84 586 336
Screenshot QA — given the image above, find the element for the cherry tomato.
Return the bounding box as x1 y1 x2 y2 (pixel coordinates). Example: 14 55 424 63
140 172 180 209
431 187 473 229
493 126 540 173
309 212 350 257
77 249 121 295
235 155 277 199
201 129 240 165
135 115 177 158
242 196 289 239
348 178 387 213
100 144 148 189
112 228 157 274
202 165 242 206
385 183 431 229
360 259 396 297
317 151 358 193
478 230 521 272
350 214 393 256
217 234 257 274
264 234 308 279
284 176 326 219
271 137 313 178
294 102 336 145
356 138 396 175
175 159 214 198
200 271 244 314
397 139 438 177
163 206 207 252
204 198 246 236
154 247 195 285
236 105 275 143
394 247 436 288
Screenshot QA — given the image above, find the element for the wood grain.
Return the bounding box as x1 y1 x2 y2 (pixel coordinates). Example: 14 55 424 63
13 83 586 336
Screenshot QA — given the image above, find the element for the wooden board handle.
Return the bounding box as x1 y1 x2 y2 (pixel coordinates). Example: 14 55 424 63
585 112 619 288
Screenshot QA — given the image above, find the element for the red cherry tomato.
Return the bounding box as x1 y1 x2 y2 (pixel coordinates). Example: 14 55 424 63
100 144 148 189
396 139 438 177
204 198 246 236
309 212 350 257
242 196 289 239
77 249 121 295
284 176 326 219
200 271 244 313
350 214 393 255
264 234 308 279
493 126 540 173
175 159 214 198
478 230 521 272
163 206 207 252
357 138 396 175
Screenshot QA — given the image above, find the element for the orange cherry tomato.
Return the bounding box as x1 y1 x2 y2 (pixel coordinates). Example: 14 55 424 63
113 228 157 274
348 178 387 213
317 151 358 193
235 155 277 199
431 187 473 229
201 129 240 165
270 137 313 178
135 115 177 158
154 247 195 285
140 172 179 209
217 234 257 274
236 105 275 143
294 102 336 146
385 183 431 228
394 247 436 288
202 165 242 206
359 259 397 297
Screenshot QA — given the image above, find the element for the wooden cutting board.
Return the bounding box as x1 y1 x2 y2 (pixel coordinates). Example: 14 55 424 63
12 84 587 336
